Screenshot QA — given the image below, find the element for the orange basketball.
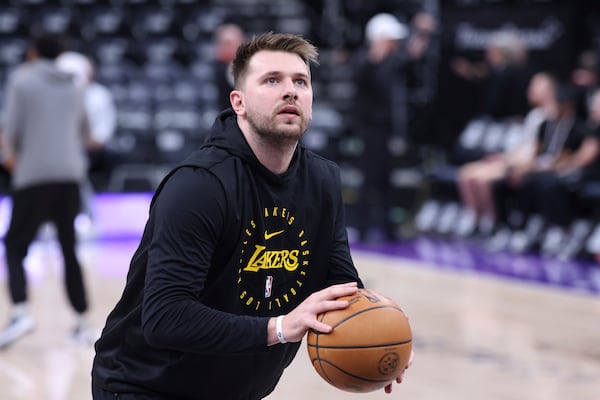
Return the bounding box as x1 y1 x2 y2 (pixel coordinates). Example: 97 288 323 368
306 288 412 393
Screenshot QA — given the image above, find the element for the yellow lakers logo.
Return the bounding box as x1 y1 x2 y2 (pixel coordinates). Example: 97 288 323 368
243 245 299 272
237 206 310 313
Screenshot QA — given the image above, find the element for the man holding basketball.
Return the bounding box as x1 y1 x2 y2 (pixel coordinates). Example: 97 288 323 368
92 32 411 399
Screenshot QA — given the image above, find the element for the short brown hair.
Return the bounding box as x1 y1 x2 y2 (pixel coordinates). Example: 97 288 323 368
231 32 319 88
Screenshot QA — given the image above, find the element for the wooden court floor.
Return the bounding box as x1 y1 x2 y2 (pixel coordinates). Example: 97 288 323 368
0 238 598 400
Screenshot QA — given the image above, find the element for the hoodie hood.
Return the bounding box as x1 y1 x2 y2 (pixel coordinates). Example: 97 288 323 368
203 109 256 162
201 109 301 184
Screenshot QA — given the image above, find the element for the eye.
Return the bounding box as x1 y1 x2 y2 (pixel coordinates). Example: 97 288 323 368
265 77 278 84
295 79 306 86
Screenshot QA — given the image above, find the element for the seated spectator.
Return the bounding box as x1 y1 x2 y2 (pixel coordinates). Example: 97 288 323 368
489 84 590 253
455 72 558 236
536 88 600 258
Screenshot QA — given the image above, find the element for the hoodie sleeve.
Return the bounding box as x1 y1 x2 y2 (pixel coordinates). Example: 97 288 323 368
141 166 269 354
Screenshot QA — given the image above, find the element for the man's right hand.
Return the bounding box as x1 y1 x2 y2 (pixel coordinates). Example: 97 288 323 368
267 282 359 345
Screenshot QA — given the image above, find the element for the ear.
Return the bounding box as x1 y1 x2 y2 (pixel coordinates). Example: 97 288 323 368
230 90 245 116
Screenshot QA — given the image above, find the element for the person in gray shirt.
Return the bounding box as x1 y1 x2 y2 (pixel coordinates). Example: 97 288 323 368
0 32 96 348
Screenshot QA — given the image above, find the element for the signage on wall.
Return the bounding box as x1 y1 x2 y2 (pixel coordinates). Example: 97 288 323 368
440 3 575 74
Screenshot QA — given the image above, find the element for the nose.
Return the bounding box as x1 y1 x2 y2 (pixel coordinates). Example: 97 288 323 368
282 79 298 101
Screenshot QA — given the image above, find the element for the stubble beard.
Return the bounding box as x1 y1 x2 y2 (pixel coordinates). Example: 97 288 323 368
246 109 308 147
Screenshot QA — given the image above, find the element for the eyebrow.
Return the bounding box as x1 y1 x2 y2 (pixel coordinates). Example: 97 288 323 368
259 70 311 81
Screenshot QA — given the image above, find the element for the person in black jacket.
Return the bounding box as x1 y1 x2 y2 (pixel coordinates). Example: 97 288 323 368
91 32 412 400
489 84 588 253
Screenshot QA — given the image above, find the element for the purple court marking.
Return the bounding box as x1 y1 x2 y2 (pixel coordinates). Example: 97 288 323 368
352 237 600 295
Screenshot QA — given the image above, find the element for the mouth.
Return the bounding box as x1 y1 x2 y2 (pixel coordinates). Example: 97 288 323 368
277 105 300 117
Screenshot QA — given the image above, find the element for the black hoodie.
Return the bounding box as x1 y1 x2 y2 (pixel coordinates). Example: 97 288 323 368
92 110 362 399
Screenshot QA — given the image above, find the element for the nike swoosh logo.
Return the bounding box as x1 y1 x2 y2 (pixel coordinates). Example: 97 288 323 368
264 229 285 240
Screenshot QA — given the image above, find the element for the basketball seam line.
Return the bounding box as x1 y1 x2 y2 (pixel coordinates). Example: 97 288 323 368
307 338 412 349
330 305 406 329
311 359 396 383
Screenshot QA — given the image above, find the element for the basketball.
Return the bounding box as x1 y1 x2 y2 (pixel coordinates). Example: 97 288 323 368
306 288 412 393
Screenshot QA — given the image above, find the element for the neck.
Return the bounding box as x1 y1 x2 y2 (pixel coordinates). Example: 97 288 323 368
238 119 297 174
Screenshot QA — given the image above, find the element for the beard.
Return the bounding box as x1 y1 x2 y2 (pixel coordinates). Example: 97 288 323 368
246 107 309 146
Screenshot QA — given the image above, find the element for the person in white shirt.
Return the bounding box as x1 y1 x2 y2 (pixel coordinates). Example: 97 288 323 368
56 51 117 223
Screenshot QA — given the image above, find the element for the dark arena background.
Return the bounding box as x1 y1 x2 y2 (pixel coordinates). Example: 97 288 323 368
0 1 598 399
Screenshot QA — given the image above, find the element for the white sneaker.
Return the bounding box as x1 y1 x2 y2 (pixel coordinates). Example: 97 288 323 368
477 215 495 237
69 322 100 346
509 230 532 253
453 208 476 237
541 226 566 257
0 312 35 349
414 200 440 233
436 202 461 235
486 227 511 252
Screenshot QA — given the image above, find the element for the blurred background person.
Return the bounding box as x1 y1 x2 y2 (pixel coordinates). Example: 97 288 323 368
489 84 588 253
351 12 409 242
403 10 439 151
455 72 558 237
213 23 245 111
57 52 117 189
0 32 96 348
56 51 117 231
570 48 598 119
534 87 600 258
